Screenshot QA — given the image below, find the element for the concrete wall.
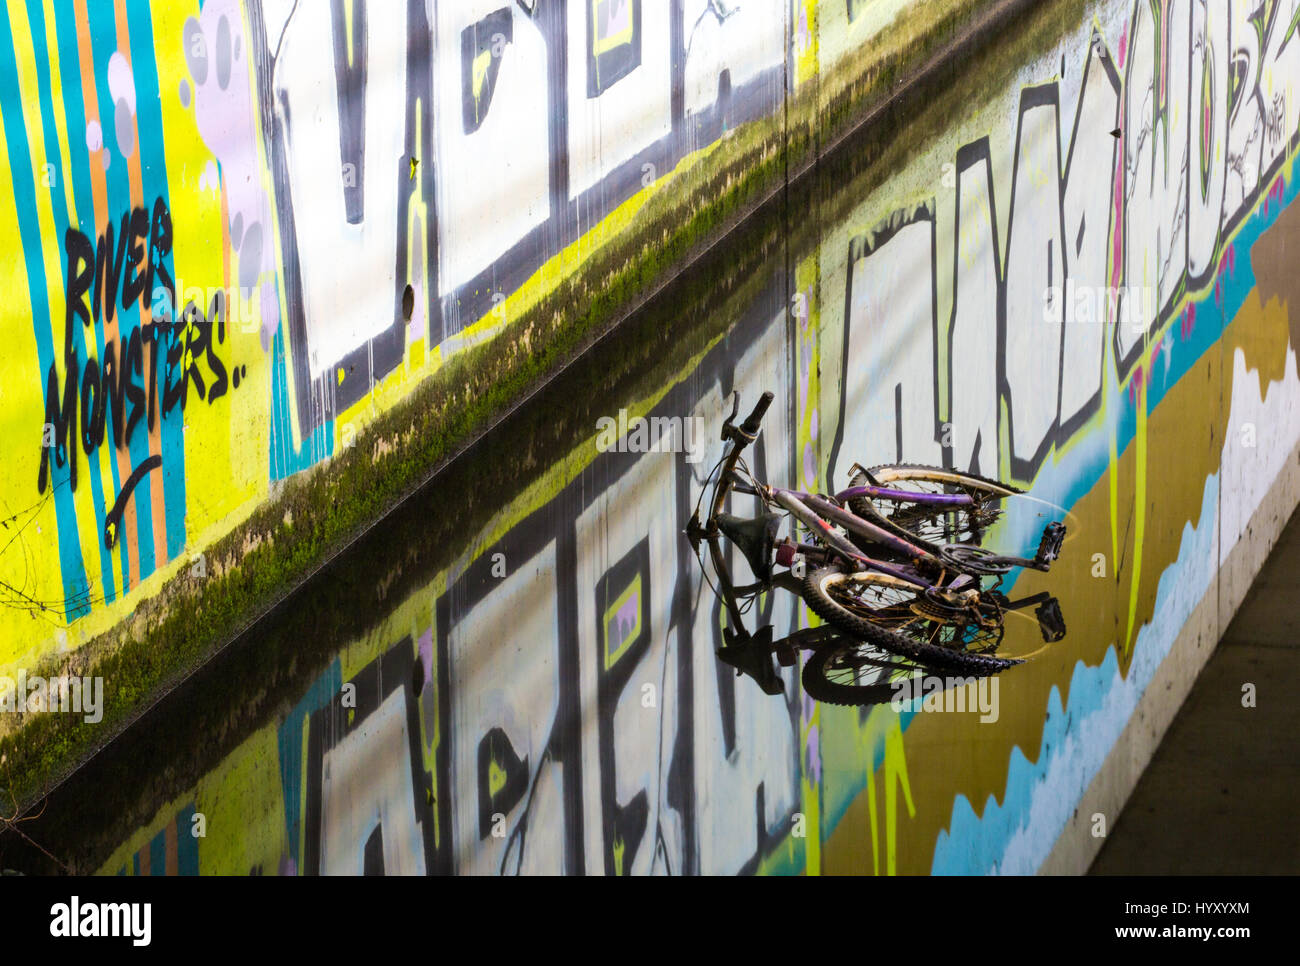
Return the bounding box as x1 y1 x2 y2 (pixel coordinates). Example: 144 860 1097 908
82 0 1300 874
0 0 989 769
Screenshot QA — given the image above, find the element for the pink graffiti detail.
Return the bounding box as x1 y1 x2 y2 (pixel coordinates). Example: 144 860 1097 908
185 0 278 349
1181 300 1196 339
799 686 822 784
1117 23 1128 69
1110 134 1125 281
1128 363 1145 405
1263 175 1288 217
804 723 820 784
611 591 639 651
419 627 434 686
601 0 631 39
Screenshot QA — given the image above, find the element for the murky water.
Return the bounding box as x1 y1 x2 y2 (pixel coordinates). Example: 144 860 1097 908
7 0 1296 875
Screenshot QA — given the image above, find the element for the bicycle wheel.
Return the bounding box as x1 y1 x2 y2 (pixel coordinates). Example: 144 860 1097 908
800 640 925 707
801 640 1002 707
847 464 1020 547
800 566 1020 673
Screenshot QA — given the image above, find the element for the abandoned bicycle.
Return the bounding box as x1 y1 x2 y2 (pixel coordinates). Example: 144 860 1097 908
686 392 1068 700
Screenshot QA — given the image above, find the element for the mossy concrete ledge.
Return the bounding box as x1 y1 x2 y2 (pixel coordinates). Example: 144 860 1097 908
1 0 1034 813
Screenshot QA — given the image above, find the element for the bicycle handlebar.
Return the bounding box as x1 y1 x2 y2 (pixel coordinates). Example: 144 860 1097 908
710 392 775 523
698 394 769 646
740 391 774 437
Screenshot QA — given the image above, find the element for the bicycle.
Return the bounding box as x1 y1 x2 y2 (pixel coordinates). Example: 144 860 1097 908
686 392 1068 699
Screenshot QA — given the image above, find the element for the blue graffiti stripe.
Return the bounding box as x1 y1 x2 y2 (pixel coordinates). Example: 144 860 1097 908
59 4 139 595
48 0 124 604
23 0 117 606
0 7 90 620
55 0 136 592
86 0 158 580
147 824 166 874
270 327 333 481
126 0 186 562
176 802 200 874
276 659 343 871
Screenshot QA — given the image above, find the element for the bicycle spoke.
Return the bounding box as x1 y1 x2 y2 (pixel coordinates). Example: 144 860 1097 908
819 570 1008 662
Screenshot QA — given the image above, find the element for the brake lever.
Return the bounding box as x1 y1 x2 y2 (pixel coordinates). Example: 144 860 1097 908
720 391 740 441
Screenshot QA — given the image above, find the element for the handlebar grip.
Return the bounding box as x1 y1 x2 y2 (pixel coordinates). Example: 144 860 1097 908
740 391 775 436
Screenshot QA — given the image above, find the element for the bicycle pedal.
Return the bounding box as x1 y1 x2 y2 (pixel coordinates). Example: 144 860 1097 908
1035 521 1067 566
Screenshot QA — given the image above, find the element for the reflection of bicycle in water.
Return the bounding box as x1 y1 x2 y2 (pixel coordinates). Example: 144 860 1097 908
686 392 1068 705
786 628 1018 708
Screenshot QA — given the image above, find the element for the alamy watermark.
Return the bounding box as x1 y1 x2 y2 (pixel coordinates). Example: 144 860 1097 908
0 671 103 723
596 409 707 464
891 673 999 723
150 277 264 333
50 897 150 946
1042 280 1153 331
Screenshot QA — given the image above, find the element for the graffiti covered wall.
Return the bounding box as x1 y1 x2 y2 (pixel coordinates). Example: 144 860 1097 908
86 0 1300 874
0 0 979 705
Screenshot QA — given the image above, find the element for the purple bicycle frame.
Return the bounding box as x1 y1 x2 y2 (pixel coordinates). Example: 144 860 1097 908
769 487 944 590
835 484 974 507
